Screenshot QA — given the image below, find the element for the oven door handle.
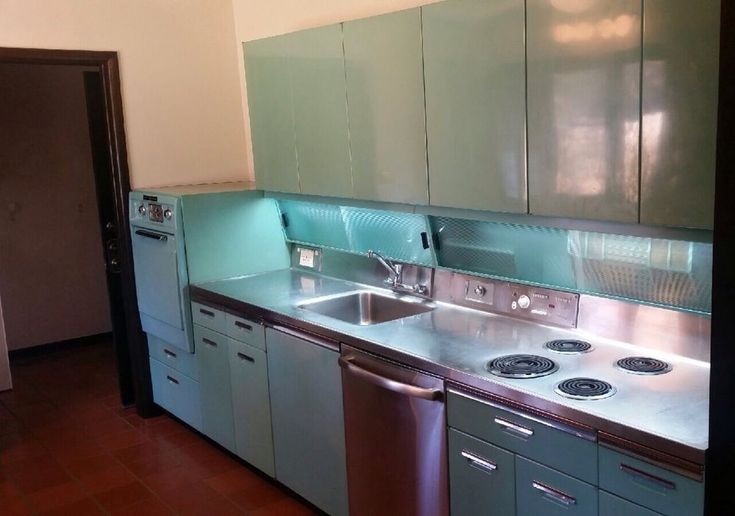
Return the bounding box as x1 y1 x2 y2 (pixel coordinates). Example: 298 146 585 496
338 355 443 401
135 229 168 241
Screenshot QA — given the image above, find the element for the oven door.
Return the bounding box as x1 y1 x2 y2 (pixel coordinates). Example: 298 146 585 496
131 227 184 341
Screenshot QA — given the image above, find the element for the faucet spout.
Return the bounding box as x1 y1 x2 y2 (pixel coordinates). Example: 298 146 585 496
367 250 402 285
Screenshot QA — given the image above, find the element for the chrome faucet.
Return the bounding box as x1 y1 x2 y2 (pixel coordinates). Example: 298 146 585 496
367 250 429 296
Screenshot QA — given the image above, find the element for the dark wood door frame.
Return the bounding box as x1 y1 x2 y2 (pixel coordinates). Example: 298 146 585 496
0 47 156 417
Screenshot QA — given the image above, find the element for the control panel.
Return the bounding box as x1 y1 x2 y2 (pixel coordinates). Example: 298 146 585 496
130 193 176 231
454 275 579 328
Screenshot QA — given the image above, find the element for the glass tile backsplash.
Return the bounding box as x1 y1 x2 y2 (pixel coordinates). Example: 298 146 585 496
275 199 712 313
278 200 434 266
431 217 712 313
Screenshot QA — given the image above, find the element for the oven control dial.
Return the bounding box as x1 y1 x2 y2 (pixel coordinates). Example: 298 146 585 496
518 294 531 310
137 204 146 215
474 285 486 297
164 209 173 220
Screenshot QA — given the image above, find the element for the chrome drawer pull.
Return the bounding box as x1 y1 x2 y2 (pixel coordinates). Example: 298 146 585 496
199 308 215 317
166 375 179 385
202 338 217 347
620 464 676 490
461 450 497 473
532 481 576 506
234 321 253 331
163 349 177 358
494 417 534 437
237 352 255 363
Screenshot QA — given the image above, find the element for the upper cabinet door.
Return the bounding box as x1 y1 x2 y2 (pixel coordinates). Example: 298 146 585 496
287 25 353 198
640 0 719 229
424 0 527 213
243 37 299 193
527 0 642 223
343 9 428 205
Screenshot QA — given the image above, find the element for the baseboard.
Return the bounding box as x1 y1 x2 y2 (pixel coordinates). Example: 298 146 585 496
8 332 113 360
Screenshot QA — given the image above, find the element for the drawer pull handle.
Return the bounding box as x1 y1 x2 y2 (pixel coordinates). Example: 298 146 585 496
237 352 255 363
199 308 215 317
202 338 218 347
494 417 534 437
166 375 179 385
532 481 576 506
163 349 177 358
620 464 676 490
461 450 497 473
234 321 253 331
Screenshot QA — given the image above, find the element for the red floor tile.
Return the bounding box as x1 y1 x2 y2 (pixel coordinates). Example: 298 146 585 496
1 338 314 515
26 481 88 513
93 480 153 511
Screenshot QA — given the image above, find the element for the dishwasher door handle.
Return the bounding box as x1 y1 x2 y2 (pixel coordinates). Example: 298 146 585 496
338 356 444 401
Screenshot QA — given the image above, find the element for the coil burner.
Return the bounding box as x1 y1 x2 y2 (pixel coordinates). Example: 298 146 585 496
555 377 616 400
486 354 559 379
616 357 672 375
544 339 593 354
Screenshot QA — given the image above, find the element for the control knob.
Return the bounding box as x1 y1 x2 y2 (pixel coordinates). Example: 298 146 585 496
474 285 486 297
164 209 173 220
137 204 146 215
518 294 531 309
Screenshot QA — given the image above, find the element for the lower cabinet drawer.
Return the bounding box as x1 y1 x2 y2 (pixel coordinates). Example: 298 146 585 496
148 334 199 380
149 358 202 431
447 389 598 483
448 428 515 516
225 313 265 350
600 490 661 516
599 446 704 516
516 456 598 516
191 301 226 334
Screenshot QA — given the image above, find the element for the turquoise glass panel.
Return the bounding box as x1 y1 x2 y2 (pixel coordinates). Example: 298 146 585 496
431 217 712 313
277 200 433 266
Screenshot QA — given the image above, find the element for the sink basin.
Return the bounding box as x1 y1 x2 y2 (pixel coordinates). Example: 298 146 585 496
297 291 434 326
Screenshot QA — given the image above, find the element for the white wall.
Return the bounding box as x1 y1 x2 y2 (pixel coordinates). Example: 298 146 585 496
230 0 442 180
0 0 249 189
0 64 112 350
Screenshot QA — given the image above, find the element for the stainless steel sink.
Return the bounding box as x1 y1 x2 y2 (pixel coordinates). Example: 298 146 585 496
297 291 434 326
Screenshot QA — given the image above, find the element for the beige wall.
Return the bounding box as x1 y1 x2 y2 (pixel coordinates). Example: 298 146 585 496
0 64 111 350
231 0 441 180
0 0 248 189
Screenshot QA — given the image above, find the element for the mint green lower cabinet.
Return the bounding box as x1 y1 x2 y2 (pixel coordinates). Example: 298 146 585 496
448 428 515 516
598 446 703 516
516 456 598 516
343 8 428 204
599 491 661 516
265 328 348 516
149 357 202 431
228 338 275 477
423 0 527 213
243 37 300 194
194 325 235 452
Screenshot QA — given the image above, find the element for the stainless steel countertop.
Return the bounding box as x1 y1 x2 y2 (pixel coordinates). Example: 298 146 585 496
191 268 709 464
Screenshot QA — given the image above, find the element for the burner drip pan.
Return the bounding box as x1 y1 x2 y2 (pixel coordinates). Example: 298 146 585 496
555 377 616 400
486 354 558 379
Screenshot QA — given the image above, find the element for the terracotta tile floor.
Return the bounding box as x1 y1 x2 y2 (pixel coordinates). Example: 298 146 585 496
0 340 319 515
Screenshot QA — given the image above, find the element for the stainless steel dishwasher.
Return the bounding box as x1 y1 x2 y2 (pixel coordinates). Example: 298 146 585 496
339 345 448 516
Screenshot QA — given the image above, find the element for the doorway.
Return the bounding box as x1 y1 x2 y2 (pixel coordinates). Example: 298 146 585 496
0 48 153 416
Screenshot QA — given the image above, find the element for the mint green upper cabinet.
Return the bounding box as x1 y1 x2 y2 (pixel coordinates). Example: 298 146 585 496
640 0 719 229
343 9 428 205
287 25 353 198
527 0 642 223
423 0 527 213
243 38 299 194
